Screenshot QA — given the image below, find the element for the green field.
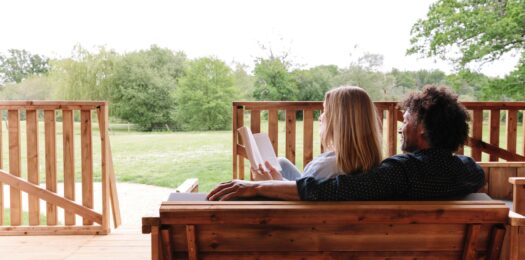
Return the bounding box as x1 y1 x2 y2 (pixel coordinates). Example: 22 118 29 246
3 209 47 225
1 119 523 193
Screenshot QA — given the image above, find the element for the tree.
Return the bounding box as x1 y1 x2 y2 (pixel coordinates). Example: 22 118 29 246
445 70 490 100
232 63 255 100
50 45 118 100
293 65 338 101
408 0 524 66
408 0 524 100
109 46 186 131
175 57 236 130
0 49 49 85
0 76 54 100
253 55 297 101
334 53 393 100
481 56 525 100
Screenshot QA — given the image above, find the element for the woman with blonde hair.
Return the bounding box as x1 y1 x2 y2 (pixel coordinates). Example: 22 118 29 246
253 85 383 181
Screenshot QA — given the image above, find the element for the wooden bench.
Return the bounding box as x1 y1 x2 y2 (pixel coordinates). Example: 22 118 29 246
143 192 510 260
144 101 525 259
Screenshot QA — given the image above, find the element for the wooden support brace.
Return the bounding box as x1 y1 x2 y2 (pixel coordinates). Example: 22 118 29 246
186 225 198 260
462 224 481 260
487 224 506 260
161 228 172 260
0 169 103 224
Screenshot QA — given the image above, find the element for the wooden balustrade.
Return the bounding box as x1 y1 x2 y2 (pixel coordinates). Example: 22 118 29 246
233 101 525 179
0 101 121 235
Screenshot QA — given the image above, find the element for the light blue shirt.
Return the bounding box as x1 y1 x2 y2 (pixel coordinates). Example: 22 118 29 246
302 151 345 181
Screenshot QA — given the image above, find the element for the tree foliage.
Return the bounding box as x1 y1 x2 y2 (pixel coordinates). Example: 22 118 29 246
482 54 525 100
253 55 297 101
175 57 236 130
0 76 54 100
293 65 338 101
408 0 524 100
408 0 525 66
232 63 255 100
109 46 186 131
0 49 49 85
50 45 117 100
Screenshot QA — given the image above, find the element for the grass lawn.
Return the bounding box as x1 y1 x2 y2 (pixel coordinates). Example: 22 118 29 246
0 118 523 193
2 209 47 225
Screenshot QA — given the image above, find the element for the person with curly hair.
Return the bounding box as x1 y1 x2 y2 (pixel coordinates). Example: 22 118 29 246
208 85 484 201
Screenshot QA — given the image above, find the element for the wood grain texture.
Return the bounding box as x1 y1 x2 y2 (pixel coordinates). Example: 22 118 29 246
471 110 483 161
268 110 278 155
507 110 518 154
303 110 314 169
0 170 102 224
26 110 40 226
250 110 260 134
62 110 75 225
489 167 516 200
285 110 296 164
44 110 58 225
232 106 239 179
81 110 93 225
489 110 500 161
387 105 397 156
236 107 244 180
462 224 481 260
97 105 111 232
153 198 508 259
8 110 22 226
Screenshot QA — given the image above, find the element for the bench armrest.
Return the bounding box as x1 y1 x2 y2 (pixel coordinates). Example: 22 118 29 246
175 178 199 193
509 177 525 216
142 215 160 234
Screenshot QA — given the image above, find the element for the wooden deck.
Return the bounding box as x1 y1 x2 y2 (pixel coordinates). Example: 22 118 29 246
0 182 173 260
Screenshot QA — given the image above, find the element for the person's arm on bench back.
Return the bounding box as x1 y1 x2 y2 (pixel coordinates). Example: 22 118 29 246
207 180 300 201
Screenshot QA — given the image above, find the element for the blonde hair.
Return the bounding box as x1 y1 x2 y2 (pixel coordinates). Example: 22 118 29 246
321 86 382 173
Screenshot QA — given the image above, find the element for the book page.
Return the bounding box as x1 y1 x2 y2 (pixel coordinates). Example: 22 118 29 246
253 133 282 171
237 127 265 170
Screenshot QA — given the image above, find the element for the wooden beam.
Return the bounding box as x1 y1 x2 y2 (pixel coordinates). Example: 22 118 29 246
462 224 481 259
97 104 111 232
62 109 75 225
81 110 94 226
107 140 122 228
186 225 198 260
0 170 102 224
8 110 21 226
44 110 58 225
285 110 296 164
26 109 40 226
0 225 107 236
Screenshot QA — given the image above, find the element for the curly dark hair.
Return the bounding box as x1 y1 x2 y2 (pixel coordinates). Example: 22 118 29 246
401 85 470 152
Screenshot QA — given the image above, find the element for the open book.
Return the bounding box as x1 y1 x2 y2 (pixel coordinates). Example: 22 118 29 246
237 126 282 172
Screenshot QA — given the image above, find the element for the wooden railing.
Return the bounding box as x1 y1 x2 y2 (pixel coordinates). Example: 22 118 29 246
0 101 121 235
232 101 525 180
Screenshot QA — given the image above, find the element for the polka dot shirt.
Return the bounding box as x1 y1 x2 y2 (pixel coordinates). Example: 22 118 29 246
296 148 485 201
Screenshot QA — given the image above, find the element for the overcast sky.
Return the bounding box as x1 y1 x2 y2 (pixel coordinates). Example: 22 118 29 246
0 0 519 77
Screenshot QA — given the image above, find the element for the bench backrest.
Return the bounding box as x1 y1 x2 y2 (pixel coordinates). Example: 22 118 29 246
157 195 509 259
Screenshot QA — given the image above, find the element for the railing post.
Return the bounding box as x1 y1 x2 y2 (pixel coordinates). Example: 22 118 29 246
97 103 111 232
8 110 21 226
386 104 397 156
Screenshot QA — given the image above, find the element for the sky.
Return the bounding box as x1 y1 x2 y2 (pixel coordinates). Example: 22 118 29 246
0 0 519 77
